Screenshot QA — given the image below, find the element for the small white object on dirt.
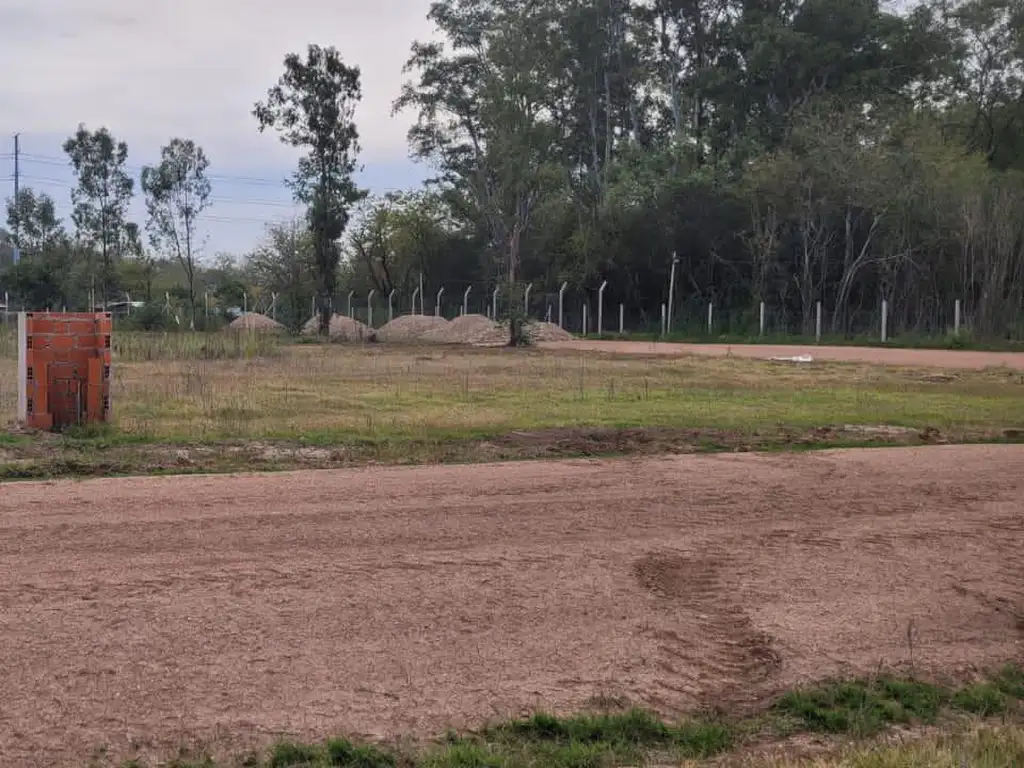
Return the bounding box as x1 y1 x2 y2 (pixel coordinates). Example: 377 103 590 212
768 355 814 363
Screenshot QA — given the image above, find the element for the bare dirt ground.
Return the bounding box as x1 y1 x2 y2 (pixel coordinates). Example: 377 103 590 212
1 445 1021 766
539 340 1024 370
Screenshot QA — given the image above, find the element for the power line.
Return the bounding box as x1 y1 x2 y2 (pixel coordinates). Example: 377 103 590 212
15 174 302 209
16 151 294 187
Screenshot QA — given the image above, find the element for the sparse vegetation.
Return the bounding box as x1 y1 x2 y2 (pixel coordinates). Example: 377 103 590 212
90 668 1022 767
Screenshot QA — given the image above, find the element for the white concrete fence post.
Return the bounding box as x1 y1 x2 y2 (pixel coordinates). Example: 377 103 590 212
411 287 420 317
463 286 472 316
435 286 445 317
881 299 888 342
367 290 375 328
388 289 396 324
523 284 532 318
707 302 713 334
667 252 678 332
347 291 355 318
558 282 568 328
492 286 499 320
582 304 588 336
619 303 624 335
17 312 27 423
954 299 961 336
815 301 822 343
597 280 607 336
759 301 766 336
661 304 666 336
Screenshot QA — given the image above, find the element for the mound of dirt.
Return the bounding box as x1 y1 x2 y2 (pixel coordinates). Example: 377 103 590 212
376 314 450 342
227 313 285 332
528 321 573 341
301 314 374 341
421 313 508 345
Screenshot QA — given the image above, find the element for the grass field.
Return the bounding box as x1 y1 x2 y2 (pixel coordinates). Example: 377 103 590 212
1 331 1022 476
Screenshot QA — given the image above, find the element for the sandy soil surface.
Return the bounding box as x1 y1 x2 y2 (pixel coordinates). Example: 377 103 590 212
1 445 1021 766
538 340 1024 370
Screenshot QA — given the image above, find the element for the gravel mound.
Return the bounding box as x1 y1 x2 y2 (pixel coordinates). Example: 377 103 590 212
302 314 374 341
528 321 573 341
375 314 450 342
421 313 507 345
227 313 285 332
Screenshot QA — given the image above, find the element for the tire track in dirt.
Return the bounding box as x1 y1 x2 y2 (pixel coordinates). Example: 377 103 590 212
0 445 1021 767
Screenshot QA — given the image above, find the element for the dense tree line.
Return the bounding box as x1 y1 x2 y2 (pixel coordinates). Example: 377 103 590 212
2 0 1022 340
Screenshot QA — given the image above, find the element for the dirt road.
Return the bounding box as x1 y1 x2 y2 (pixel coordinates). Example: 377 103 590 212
538 340 1024 369
1 445 1021 766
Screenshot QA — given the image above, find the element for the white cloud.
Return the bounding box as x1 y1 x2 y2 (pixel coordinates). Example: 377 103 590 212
0 0 435 169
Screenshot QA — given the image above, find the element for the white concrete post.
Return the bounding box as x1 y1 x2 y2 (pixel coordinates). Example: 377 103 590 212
661 304 666 336
388 289 396 323
435 286 445 317
619 304 624 334
667 252 678 332
759 301 766 336
463 286 472 316
418 273 424 314
582 304 588 336
347 290 355 318
815 301 822 343
492 286 499 320
954 299 961 336
707 302 713 334
881 299 888 342
17 312 27 422
367 290 376 328
597 280 608 335
546 305 552 322
411 288 419 318
524 284 532 317
558 282 568 328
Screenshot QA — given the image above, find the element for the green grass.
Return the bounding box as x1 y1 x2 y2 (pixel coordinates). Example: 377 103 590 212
775 678 946 736
775 666 1024 739
1 342 1021 478
2 344 1021 445
98 667 1023 767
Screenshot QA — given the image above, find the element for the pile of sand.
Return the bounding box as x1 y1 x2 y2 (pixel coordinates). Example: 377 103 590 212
421 313 508 345
528 321 573 341
302 314 374 341
227 313 285 332
376 314 450 342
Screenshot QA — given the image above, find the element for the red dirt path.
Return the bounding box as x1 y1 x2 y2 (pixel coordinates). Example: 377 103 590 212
0 445 1021 766
538 340 1024 369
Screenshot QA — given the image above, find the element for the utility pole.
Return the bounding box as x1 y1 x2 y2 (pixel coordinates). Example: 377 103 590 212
12 133 20 246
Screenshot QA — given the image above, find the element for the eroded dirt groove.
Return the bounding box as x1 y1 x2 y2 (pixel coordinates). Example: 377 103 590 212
0 445 1021 766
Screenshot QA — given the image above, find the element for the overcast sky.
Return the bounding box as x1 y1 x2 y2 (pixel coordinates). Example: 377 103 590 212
0 0 433 257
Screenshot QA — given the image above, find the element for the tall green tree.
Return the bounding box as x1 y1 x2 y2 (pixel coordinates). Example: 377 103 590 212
4 189 66 256
254 44 367 335
63 125 134 306
141 138 212 327
396 0 563 343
